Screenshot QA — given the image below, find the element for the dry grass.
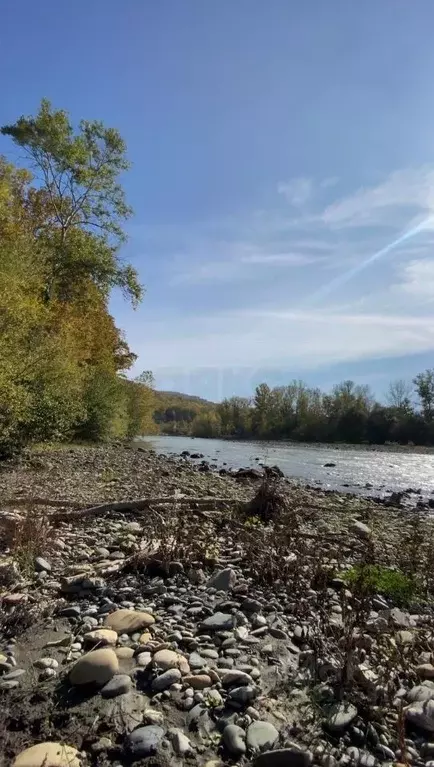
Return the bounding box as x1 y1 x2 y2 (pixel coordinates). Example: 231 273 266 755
0 506 52 578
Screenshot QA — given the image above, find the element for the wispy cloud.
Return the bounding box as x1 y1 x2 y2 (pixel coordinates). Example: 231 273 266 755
277 177 313 206
133 166 434 361
394 258 434 300
132 305 434 375
240 252 317 265
322 167 434 229
171 249 318 284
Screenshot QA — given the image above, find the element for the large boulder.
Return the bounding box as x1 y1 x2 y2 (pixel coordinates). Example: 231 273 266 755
13 743 80 767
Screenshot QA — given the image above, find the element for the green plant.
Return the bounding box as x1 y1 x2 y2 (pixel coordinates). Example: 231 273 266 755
342 565 416 606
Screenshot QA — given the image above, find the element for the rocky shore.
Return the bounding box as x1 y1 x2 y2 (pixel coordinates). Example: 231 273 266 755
1 444 434 767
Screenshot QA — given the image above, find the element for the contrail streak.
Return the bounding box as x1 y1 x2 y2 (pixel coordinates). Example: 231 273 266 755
303 216 434 305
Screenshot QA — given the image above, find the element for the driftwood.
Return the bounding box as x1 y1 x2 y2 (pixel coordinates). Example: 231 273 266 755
2 497 84 509
0 495 240 524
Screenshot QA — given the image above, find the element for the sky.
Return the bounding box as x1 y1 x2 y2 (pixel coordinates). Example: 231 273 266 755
2 1 434 401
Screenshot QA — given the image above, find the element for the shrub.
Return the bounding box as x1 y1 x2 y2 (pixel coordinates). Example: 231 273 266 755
342 565 416 606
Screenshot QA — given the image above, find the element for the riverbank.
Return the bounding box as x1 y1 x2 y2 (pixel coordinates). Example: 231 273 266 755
1 444 434 767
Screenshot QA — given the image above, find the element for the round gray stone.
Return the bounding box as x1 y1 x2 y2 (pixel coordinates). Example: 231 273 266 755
247 720 279 751
101 674 132 698
152 668 181 692
326 702 358 732
125 725 165 759
201 612 234 631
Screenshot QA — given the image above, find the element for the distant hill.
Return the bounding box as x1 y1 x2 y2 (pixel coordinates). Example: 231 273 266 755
153 390 217 434
156 390 215 406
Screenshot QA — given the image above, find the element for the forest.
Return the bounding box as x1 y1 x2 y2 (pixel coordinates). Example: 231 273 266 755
160 375 434 446
0 100 155 458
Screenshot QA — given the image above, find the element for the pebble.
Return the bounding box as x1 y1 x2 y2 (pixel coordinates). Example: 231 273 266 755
2 668 25 680
206 568 237 592
83 628 118 647
201 612 234 631
152 668 182 691
223 724 247 756
326 702 358 732
90 737 112 754
34 658 59 670
125 725 165 759
417 664 434 679
253 748 312 767
153 648 190 673
229 685 257 703
101 673 132 698
239 598 261 614
143 708 165 725
350 520 372 539
69 648 119 686
375 745 395 760
222 670 254 687
183 673 212 689
168 727 193 755
201 648 219 660
207 688 223 706
0 679 20 689
115 647 135 659
39 668 57 681
35 557 51 573
104 608 155 633
247 720 279 751
58 606 82 619
406 698 434 732
189 651 206 669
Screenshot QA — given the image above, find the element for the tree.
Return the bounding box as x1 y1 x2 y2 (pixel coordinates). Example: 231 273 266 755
252 383 273 437
0 104 151 455
1 99 142 304
387 379 413 412
413 370 434 421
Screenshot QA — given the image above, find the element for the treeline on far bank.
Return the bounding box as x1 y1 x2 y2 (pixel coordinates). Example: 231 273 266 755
0 100 156 459
155 375 434 446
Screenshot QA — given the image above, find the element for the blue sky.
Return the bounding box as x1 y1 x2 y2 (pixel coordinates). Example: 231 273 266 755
3 1 434 401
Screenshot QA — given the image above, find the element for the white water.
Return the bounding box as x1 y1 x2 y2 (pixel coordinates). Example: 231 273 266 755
139 435 434 499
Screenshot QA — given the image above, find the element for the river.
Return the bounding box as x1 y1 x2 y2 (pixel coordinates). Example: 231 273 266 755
139 435 434 499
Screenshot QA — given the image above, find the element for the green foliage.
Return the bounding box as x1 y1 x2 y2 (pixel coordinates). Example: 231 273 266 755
124 375 157 439
76 369 125 441
191 411 222 438
153 391 215 435
342 565 416 606
413 370 434 422
178 373 434 446
1 99 142 306
0 101 152 456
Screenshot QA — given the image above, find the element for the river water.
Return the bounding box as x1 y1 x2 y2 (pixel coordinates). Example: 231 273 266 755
139 435 434 499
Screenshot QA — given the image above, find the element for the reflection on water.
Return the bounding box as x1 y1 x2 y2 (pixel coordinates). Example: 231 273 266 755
140 435 434 498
